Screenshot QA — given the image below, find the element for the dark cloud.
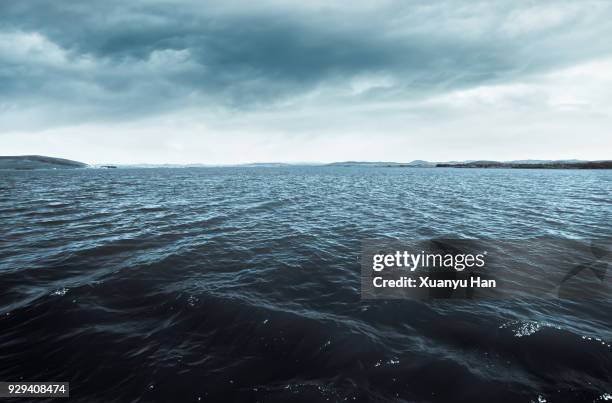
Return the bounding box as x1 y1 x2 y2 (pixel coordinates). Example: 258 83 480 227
1 0 612 127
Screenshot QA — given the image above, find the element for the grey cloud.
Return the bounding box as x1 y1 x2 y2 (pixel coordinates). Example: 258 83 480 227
1 0 612 128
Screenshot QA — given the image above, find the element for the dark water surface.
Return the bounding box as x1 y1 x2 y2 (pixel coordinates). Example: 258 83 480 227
1 167 611 402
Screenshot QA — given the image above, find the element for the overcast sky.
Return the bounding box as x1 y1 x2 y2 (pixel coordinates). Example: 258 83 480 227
1 0 611 164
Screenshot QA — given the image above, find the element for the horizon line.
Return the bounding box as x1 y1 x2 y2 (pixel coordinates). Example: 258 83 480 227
3 155 611 167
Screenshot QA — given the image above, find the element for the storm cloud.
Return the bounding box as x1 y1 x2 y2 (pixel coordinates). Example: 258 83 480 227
1 1 612 163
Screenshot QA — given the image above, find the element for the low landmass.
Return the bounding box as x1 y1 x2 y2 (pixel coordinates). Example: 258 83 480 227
0 155 88 170
328 160 612 169
435 160 612 169
1 156 610 170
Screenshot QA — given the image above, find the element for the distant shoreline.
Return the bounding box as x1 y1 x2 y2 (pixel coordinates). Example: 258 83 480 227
0 155 87 170
434 161 612 169
1 155 611 170
325 160 612 169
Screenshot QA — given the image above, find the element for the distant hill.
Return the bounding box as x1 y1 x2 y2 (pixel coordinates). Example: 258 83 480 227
436 160 612 169
0 155 88 170
506 159 585 164
326 159 610 169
